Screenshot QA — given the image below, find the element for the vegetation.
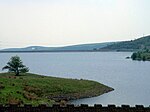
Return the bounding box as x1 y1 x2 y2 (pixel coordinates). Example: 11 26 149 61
131 49 150 61
101 35 150 51
0 73 113 106
2 56 29 76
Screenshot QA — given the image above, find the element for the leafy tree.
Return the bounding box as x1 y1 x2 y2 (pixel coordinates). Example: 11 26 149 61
2 56 29 76
131 53 137 60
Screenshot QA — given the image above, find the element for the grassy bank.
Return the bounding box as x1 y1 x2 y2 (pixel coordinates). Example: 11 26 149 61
0 73 113 106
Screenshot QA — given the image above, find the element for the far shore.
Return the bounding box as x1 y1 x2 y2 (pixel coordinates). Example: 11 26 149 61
0 50 133 53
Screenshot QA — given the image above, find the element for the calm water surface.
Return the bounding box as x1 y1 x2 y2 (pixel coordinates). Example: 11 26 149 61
0 52 150 106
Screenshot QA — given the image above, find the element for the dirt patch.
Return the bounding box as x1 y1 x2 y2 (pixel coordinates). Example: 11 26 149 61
24 85 42 96
8 97 22 105
23 92 37 100
0 84 5 90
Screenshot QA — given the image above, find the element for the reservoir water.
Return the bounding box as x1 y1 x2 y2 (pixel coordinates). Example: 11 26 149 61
0 52 150 106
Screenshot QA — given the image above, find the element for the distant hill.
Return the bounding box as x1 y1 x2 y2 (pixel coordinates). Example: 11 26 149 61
100 35 150 51
1 42 114 52
1 46 56 51
4 35 150 52
53 42 114 51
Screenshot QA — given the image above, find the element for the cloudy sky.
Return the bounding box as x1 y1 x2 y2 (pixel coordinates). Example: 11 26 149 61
0 0 150 48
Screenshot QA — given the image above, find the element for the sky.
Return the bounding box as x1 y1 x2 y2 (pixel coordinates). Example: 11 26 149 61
0 0 150 48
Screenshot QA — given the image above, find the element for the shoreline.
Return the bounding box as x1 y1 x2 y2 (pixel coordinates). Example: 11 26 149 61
50 87 114 102
50 86 114 106
0 50 133 53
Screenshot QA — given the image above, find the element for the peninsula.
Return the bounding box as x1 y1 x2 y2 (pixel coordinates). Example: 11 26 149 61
0 73 113 105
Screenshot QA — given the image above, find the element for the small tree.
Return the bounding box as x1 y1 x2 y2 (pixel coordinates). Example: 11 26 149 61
2 56 29 76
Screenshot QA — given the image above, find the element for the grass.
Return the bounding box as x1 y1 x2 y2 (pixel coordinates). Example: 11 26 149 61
0 72 113 106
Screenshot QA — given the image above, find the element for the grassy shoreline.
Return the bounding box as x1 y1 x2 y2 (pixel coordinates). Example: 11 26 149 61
0 73 114 105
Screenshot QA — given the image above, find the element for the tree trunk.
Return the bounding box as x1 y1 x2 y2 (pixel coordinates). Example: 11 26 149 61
15 68 19 76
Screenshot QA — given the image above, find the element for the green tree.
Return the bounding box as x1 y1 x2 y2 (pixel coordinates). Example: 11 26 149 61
2 56 29 76
142 56 146 61
131 53 137 60
137 52 141 59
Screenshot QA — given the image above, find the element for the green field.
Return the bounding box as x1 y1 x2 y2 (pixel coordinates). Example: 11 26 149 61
0 73 113 106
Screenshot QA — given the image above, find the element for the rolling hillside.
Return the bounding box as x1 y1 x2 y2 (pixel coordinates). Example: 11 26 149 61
100 35 150 51
2 35 150 52
1 42 114 52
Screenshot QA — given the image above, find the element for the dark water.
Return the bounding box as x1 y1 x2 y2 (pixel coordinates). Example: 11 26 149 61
0 52 150 106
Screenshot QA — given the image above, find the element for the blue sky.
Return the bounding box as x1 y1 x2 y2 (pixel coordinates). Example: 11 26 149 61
0 0 150 48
